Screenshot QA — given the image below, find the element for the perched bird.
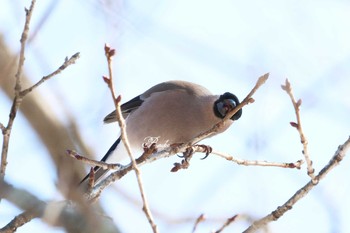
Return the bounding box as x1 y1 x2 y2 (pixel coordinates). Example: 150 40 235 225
80 80 242 187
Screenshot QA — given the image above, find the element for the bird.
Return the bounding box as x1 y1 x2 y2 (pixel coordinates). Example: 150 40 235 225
80 80 242 187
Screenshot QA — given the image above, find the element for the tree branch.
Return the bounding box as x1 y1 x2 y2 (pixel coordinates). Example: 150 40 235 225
0 211 37 233
209 149 303 169
14 0 36 93
20 52 80 96
0 180 121 233
67 150 122 170
85 73 269 200
243 136 350 233
214 215 238 233
102 44 158 233
1 0 36 182
191 214 205 233
282 79 316 182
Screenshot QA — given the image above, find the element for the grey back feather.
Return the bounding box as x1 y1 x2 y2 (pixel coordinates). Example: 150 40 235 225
103 80 211 123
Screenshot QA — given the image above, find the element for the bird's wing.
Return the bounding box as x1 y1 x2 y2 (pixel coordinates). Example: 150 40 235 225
103 96 143 123
103 80 208 123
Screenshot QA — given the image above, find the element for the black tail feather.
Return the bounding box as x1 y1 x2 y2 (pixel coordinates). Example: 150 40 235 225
79 137 121 187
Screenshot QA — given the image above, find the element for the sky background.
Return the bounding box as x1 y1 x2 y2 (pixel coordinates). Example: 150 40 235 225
1 0 350 232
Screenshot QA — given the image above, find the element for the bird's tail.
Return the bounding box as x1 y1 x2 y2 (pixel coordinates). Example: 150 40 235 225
79 137 121 189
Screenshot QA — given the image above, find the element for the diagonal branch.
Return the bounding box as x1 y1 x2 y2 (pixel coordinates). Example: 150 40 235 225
243 136 350 233
214 215 239 233
86 73 270 200
20 52 80 96
0 179 121 233
192 73 269 144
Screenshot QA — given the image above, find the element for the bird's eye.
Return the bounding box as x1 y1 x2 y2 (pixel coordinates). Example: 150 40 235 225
216 99 236 117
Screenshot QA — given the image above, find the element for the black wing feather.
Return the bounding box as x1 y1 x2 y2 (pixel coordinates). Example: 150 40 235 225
103 96 144 123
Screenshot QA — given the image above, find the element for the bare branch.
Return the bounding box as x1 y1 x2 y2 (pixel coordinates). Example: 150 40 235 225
214 214 238 233
169 145 302 172
1 0 36 181
102 44 158 233
14 0 36 93
0 180 121 233
20 52 80 96
243 136 350 233
0 210 37 233
210 149 303 169
282 79 316 182
66 150 122 170
192 73 269 144
191 214 205 233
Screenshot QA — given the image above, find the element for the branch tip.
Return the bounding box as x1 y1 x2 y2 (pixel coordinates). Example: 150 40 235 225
248 98 255 103
258 73 269 84
281 79 292 92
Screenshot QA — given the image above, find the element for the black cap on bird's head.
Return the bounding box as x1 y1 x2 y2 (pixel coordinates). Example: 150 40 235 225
214 92 242 120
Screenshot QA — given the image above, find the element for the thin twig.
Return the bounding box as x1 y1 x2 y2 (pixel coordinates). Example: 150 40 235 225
170 144 303 171
243 136 350 233
66 150 122 170
20 52 80 96
14 0 36 93
1 0 36 181
0 52 80 180
0 0 80 184
210 149 303 169
214 214 238 233
192 73 269 144
191 214 205 233
281 79 316 182
102 44 158 233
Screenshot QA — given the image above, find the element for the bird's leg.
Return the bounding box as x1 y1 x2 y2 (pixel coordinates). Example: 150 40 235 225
137 142 158 163
194 144 213 160
171 145 195 172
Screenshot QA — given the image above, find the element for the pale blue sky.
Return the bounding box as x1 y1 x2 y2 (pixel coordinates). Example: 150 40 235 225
1 0 349 232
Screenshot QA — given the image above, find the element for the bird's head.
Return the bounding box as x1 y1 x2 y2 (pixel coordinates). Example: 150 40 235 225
214 92 242 120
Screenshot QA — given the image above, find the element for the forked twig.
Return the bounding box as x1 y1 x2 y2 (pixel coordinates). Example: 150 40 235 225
0 0 79 181
0 0 81 229
1 0 37 180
